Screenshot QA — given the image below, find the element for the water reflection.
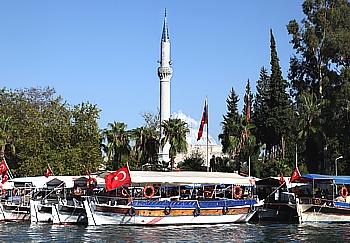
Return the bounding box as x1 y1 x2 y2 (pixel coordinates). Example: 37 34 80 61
2 222 350 242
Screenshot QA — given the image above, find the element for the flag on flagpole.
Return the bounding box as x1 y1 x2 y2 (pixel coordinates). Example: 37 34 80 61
290 167 301 183
197 98 208 141
279 173 285 185
105 165 132 191
1 170 9 184
86 168 91 179
0 161 8 175
246 94 251 121
45 165 52 178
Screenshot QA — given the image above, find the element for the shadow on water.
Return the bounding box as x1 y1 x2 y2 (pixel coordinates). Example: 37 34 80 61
1 221 350 242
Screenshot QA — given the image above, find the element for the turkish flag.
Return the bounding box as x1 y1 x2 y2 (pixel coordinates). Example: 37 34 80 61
279 173 285 185
45 166 52 178
2 170 9 184
290 167 301 183
105 165 132 191
197 98 208 141
0 161 8 175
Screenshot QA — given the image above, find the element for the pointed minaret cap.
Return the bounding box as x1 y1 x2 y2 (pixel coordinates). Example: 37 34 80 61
161 8 169 42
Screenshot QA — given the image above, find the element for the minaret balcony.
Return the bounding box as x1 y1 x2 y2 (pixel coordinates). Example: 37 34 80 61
158 67 173 79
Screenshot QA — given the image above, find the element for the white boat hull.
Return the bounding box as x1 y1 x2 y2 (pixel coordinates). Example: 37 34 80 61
30 200 53 223
296 198 350 223
52 204 87 225
0 203 30 222
84 199 261 226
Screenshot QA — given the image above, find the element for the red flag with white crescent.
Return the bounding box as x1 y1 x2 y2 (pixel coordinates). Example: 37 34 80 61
45 165 52 178
105 165 132 191
290 167 301 183
197 98 208 141
0 161 8 175
1 170 9 184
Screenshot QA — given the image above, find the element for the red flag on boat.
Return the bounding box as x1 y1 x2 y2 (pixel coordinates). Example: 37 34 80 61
86 168 91 179
197 98 208 141
45 165 52 178
0 161 8 175
105 165 132 191
279 173 285 185
290 167 301 183
1 170 9 184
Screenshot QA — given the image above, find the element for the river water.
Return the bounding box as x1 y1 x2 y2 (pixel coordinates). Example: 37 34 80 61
1 222 349 242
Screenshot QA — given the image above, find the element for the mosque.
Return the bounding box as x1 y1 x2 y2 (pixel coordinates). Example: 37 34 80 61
157 10 223 168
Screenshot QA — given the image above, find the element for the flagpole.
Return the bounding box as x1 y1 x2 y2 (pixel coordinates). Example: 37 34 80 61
4 159 14 179
48 163 54 176
295 144 298 168
206 97 209 172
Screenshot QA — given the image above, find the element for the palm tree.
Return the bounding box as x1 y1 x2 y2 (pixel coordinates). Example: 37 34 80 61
0 114 16 161
161 118 189 171
297 92 325 139
102 121 131 170
130 126 159 169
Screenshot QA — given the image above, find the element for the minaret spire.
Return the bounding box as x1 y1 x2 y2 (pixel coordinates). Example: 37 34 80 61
161 8 169 42
158 8 173 166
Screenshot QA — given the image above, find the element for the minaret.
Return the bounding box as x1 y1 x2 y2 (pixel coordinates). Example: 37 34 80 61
158 9 173 163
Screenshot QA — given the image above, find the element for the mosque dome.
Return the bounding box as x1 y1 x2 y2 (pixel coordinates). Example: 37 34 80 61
173 111 218 146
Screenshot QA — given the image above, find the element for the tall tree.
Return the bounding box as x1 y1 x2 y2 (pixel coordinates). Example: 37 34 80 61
219 88 246 173
103 121 131 170
160 118 189 171
253 67 270 150
130 126 159 169
0 115 16 162
267 29 295 161
287 0 350 173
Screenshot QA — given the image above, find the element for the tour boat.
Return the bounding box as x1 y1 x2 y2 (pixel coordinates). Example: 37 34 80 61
294 174 350 223
83 171 263 226
255 177 298 222
50 176 99 225
0 180 34 222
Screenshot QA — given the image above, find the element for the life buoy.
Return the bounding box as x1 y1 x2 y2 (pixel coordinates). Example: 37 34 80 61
74 187 83 196
164 206 172 215
204 186 213 198
127 207 136 216
120 187 130 198
233 185 242 199
143 185 155 199
293 186 300 196
222 206 229 215
313 198 322 205
193 207 201 216
13 188 19 196
340 186 348 198
87 177 98 190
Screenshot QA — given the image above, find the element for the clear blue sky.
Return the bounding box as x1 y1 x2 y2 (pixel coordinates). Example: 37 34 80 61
0 1 305 142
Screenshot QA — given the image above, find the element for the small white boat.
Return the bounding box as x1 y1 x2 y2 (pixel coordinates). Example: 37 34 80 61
84 197 262 226
0 183 33 222
255 177 297 222
295 174 350 223
84 171 263 226
52 199 88 225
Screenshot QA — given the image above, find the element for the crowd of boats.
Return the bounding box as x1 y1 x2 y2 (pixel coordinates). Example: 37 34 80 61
1 167 350 226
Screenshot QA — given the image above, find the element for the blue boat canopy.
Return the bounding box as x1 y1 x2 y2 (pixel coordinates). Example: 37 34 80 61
297 174 350 184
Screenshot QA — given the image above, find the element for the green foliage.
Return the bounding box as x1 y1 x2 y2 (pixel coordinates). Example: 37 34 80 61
0 87 102 177
102 121 131 171
130 126 159 169
287 0 350 174
161 118 189 170
177 149 205 171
